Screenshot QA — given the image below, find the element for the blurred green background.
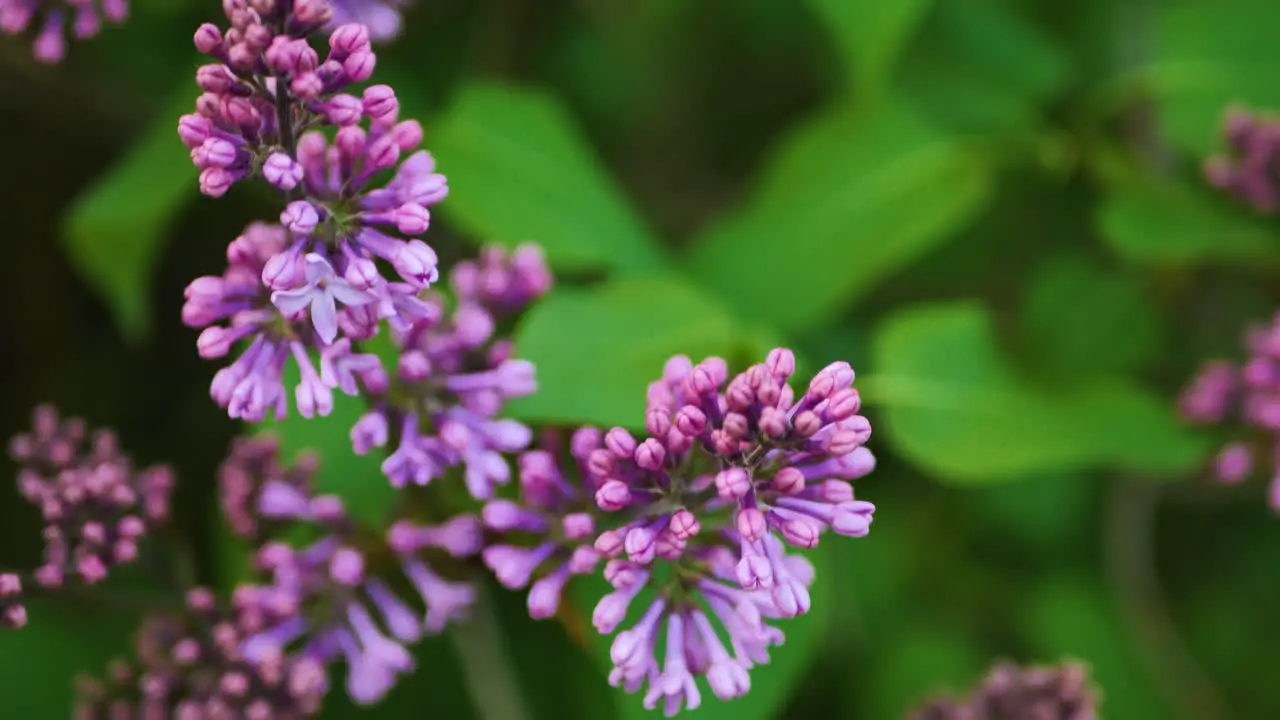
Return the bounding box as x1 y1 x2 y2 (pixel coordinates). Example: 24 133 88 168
3 0 1280 717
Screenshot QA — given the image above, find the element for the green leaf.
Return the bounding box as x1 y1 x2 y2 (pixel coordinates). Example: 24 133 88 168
257 356 396 527
895 0 1072 134
1148 0 1280 155
568 545 835 720
867 301 1210 483
1021 575 1169 720
0 598 138 715
430 83 665 275
60 88 196 342
685 100 993 335
1020 256 1162 379
508 276 753 428
807 0 933 94
1096 180 1280 268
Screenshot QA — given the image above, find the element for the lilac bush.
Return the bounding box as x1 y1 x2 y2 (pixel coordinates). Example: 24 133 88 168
906 660 1098 720
0 0 127 62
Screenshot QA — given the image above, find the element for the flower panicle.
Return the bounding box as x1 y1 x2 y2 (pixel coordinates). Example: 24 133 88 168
482 349 876 716
0 0 127 63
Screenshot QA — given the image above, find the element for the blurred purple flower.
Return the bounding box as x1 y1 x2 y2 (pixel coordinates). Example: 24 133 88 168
1205 107 1280 213
8 404 173 591
1181 312 1280 510
0 0 126 63
907 659 1098 720
76 587 328 718
328 0 407 42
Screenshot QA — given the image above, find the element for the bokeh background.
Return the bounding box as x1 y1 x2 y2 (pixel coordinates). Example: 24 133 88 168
2 0 1279 717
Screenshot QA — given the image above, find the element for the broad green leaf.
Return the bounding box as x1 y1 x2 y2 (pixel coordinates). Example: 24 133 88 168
257 355 396 527
1147 0 1280 155
1096 180 1280 268
1020 256 1162 379
508 276 750 428
868 301 1210 482
966 472 1094 556
1021 576 1167 720
0 598 139 715
685 100 992 335
60 88 196 342
807 0 933 94
430 83 665 275
895 0 1072 134
568 545 835 720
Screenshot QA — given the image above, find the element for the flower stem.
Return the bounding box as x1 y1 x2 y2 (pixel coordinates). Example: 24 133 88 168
450 581 531 720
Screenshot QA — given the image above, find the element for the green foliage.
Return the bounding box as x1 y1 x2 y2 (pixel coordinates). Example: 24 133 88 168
686 99 993 334
1096 179 1280 268
1148 0 1280 155
0 598 140 716
1021 575 1170 719
869 622 988 718
895 0 1073 136
807 0 933 95
508 275 753 428
1019 255 1162 379
60 88 195 343
429 83 666 275
869 301 1210 482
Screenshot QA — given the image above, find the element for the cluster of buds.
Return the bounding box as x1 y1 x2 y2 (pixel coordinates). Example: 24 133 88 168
180 1 451 422
1181 312 1280 510
0 0 126 63
8 405 173 592
908 660 1097 720
484 350 876 714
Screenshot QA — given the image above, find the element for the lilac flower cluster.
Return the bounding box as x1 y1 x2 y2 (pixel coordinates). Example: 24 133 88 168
75 587 328 718
0 0 126 63
180 1 448 423
353 243 547 498
907 660 1097 720
1204 107 1280 213
485 350 877 715
219 436 481 705
1181 313 1280 509
6 404 173 597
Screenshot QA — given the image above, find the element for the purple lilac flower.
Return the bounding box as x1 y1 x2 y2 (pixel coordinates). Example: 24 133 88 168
222 438 481 705
8 404 174 589
486 350 876 714
1181 313 1280 509
354 243 550 497
1204 107 1280 213
75 587 328 719
0 0 126 63
221 434 322 541
328 0 406 42
906 659 1098 720
481 440 602 620
184 222 391 422
0 574 25 630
